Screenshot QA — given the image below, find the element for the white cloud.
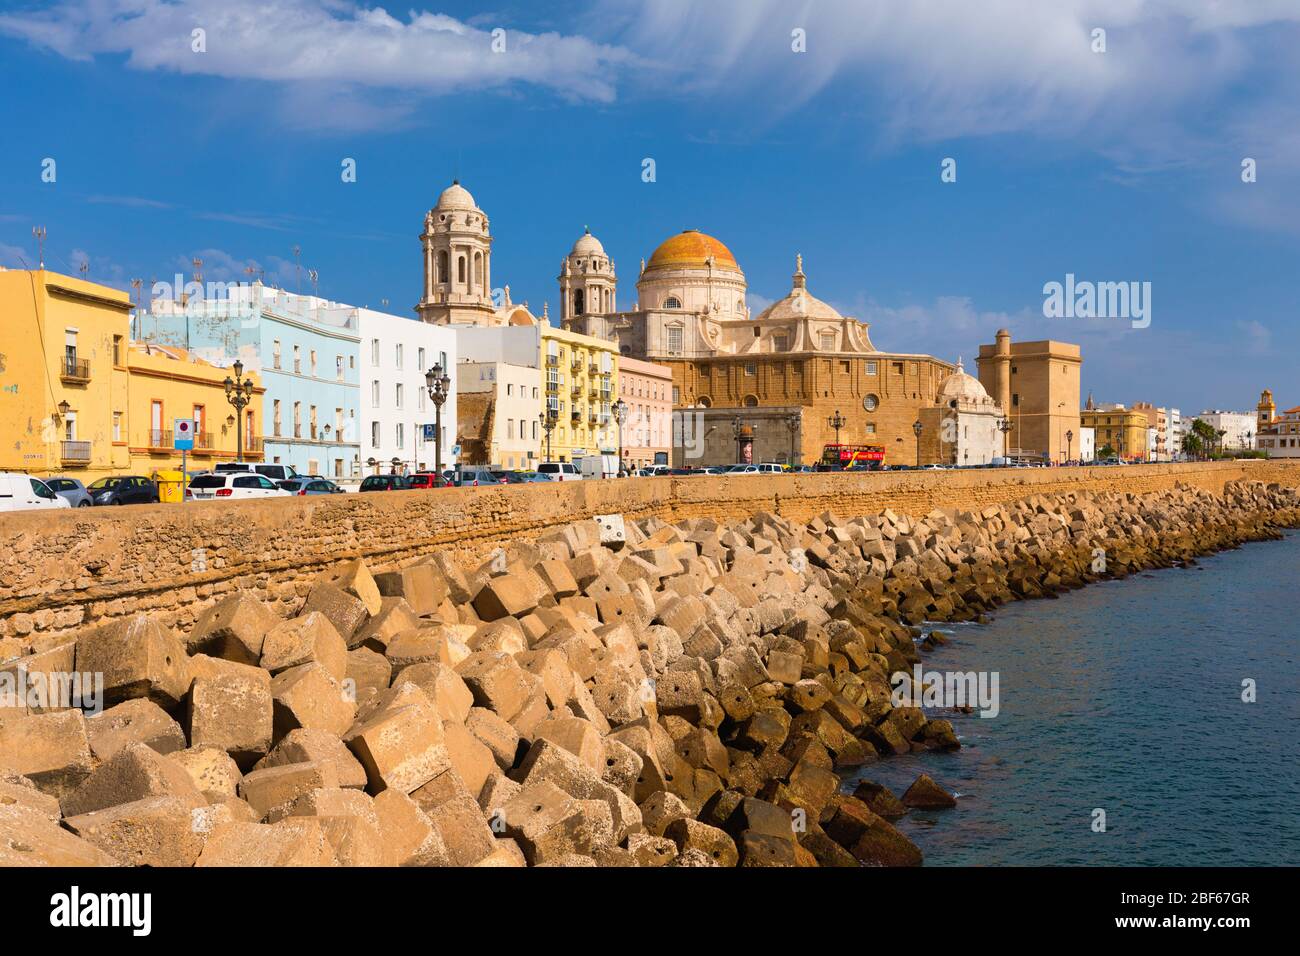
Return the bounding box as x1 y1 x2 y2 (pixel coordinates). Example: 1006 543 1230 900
0 0 635 122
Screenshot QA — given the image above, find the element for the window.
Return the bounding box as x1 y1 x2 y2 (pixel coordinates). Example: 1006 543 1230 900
664 296 681 309
193 405 205 440
744 363 756 376
310 350 317 376
293 345 301 373
507 419 514 439
371 339 380 365
1012 393 1020 407
819 332 835 351
507 384 513 397
772 334 788 352
396 423 404 449
395 343 403 368
336 355 344 381
892 362 904 374
310 405 318 439
665 327 683 355
273 400 282 436
272 340 281 369
371 422 381 448
395 383 404 409
866 360 878 375
417 347 425 369
863 394 879 412
371 381 380 407
293 402 301 438
112 412 122 442
112 335 123 366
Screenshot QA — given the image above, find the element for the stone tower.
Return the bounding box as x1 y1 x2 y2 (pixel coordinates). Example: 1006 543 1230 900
417 181 496 326
1257 388 1276 432
559 227 616 327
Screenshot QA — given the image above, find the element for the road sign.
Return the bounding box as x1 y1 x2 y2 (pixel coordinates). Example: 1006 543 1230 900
452 444 461 456
174 419 195 451
422 424 436 441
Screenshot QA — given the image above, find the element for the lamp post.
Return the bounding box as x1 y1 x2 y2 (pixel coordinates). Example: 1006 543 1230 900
424 362 451 475
913 419 923 468
827 409 845 450
1065 429 1074 464
998 417 1012 461
539 410 557 463
612 399 628 476
731 416 744 464
223 359 255 463
785 414 800 467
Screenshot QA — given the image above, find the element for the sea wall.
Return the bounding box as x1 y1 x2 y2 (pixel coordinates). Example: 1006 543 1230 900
2 460 1298 650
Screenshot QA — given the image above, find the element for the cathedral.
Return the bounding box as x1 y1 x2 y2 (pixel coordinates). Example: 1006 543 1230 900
416 180 982 469
560 227 962 468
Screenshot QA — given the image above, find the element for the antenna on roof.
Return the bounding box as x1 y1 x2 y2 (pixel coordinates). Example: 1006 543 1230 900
292 245 302 294
308 268 319 297
31 226 46 269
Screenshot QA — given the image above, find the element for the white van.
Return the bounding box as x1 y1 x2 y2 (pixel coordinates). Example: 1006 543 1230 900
214 462 300 483
0 473 73 512
537 461 583 482
579 454 619 480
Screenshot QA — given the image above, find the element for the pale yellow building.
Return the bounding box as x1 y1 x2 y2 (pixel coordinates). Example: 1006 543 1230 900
1081 401 1150 461
0 267 132 480
125 343 264 476
977 330 1082 463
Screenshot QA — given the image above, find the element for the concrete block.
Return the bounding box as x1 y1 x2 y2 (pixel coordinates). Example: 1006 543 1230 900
75 614 190 708
64 795 206 867
271 662 355 740
0 710 93 798
168 746 242 797
195 819 337 866
86 699 186 762
186 595 277 666
256 728 368 791
187 665 274 770
300 582 370 644
62 741 202 817
261 611 348 682
238 761 338 821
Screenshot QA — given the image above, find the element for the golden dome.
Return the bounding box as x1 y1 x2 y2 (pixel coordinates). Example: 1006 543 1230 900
645 230 739 273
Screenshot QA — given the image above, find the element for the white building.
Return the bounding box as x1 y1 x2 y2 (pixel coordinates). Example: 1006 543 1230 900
1079 426 1096 462
346 306 458 475
1197 409 1256 453
1165 408 1182 460
922 360 1005 466
456 362 542 468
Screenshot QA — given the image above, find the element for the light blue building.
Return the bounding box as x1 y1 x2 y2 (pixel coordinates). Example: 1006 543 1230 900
143 283 361 478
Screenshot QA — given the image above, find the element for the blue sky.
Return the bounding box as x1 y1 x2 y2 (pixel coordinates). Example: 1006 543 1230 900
2 0 1297 413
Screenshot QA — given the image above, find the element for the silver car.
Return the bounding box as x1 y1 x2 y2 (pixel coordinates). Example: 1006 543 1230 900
41 476 93 507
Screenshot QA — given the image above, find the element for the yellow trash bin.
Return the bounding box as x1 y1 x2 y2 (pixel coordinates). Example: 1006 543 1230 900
152 469 185 504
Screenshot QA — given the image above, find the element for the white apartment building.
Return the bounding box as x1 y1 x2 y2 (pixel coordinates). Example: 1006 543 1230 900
1079 426 1096 463
348 307 458 475
1197 409 1257 453
456 361 543 468
1165 408 1182 460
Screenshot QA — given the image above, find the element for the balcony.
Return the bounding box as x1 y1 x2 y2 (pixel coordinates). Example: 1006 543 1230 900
146 429 173 451
570 358 583 371
60 358 91 384
570 385 583 398
588 362 599 375
60 440 91 465
546 354 559 367
570 408 582 421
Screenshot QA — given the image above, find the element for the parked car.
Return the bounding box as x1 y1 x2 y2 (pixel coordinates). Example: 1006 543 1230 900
536 462 583 482
41 476 93 507
279 478 345 496
725 464 760 475
86 475 160 505
513 472 553 483
359 474 412 492
215 462 301 482
186 473 290 500
756 463 786 474
452 468 507 487
408 473 453 489
0 473 72 512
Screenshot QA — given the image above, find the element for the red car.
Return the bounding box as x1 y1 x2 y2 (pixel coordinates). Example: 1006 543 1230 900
408 472 452 489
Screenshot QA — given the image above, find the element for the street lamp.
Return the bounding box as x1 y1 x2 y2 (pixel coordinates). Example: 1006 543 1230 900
424 363 452 475
998 416 1012 461
785 414 800 467
1065 428 1074 464
913 419 923 468
612 399 628 476
827 409 846 450
223 359 255 463
731 416 744 464
539 409 557 463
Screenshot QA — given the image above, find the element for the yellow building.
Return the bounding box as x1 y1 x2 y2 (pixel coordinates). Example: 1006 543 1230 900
976 330 1082 463
1081 401 1149 461
540 322 619 463
0 268 132 480
125 343 265 476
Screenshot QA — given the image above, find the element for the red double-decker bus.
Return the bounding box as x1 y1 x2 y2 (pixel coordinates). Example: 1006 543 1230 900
821 443 886 470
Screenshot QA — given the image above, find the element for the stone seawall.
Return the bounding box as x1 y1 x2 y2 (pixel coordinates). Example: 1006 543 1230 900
2 478 1297 867
2 460 1298 650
